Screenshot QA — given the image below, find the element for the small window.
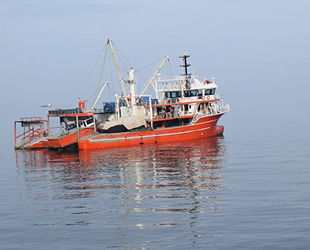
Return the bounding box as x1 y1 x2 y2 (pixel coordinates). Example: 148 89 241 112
86 118 94 125
184 91 190 97
190 90 198 96
205 89 216 95
165 91 181 98
198 89 202 96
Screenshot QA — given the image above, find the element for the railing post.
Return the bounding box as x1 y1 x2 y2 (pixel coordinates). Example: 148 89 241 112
93 115 96 134
76 116 79 140
14 121 17 148
47 116 50 138
28 124 30 148
149 97 153 129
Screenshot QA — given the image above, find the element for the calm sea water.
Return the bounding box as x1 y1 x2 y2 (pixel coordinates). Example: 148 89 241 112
1 121 309 249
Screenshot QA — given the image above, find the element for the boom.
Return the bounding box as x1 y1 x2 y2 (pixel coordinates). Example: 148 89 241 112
91 81 108 109
140 56 169 96
107 39 129 106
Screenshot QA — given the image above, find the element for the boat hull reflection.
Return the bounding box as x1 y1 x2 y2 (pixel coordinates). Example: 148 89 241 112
15 137 227 248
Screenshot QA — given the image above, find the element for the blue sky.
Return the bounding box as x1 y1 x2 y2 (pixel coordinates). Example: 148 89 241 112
1 0 309 145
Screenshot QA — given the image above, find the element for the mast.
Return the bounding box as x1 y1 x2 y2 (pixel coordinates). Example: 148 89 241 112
107 39 129 106
128 67 137 115
180 53 191 89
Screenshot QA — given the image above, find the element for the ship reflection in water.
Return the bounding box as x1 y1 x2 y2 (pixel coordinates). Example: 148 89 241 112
15 137 228 248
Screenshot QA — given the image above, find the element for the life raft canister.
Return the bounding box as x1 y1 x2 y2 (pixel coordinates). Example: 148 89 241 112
204 80 213 84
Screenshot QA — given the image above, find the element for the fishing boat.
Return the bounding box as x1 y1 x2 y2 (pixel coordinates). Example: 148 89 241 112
78 39 230 150
46 100 96 150
14 39 230 150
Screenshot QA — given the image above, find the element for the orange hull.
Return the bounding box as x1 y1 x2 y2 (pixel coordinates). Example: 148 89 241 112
79 114 224 150
27 138 48 149
41 139 49 148
48 128 94 149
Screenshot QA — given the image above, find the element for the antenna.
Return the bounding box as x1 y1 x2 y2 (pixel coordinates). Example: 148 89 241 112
180 53 191 76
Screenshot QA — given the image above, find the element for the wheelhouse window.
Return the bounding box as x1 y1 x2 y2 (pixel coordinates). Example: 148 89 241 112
86 117 94 125
205 88 216 95
184 89 199 97
165 91 181 98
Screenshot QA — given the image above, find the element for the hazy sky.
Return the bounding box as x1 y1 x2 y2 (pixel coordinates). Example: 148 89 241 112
1 0 309 147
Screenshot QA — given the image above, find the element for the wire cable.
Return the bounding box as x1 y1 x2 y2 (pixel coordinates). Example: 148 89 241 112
69 45 107 107
136 58 162 72
113 41 133 67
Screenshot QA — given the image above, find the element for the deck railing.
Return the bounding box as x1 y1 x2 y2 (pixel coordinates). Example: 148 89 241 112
20 117 43 122
15 128 49 149
190 103 230 124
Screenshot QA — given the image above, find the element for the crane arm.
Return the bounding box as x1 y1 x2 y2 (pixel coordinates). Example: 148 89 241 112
91 81 108 109
140 56 169 96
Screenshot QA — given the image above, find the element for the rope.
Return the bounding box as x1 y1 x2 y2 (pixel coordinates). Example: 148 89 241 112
168 58 173 77
69 45 107 107
107 83 116 96
135 71 147 93
116 52 129 74
85 86 100 103
91 45 108 105
136 56 167 95
108 52 116 100
136 58 162 72
113 41 133 67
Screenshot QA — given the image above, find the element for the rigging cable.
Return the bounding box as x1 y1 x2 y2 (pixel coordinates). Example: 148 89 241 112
90 45 109 105
108 52 115 101
136 58 162 72
69 45 107 107
137 56 168 95
110 40 131 74
168 58 173 77
113 41 133 68
116 51 129 74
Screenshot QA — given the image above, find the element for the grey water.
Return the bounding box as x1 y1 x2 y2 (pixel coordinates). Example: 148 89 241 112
1 120 310 250
1 0 310 248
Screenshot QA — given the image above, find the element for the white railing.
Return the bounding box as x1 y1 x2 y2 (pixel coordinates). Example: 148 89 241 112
214 94 222 99
20 117 43 122
190 102 230 124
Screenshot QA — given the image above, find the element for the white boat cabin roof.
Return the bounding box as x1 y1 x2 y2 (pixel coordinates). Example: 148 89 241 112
157 76 218 92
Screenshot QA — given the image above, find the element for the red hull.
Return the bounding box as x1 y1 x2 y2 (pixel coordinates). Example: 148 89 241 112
48 128 94 149
78 114 224 150
28 139 48 149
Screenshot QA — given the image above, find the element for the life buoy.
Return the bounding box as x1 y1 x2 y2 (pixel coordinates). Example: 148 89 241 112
206 95 210 100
